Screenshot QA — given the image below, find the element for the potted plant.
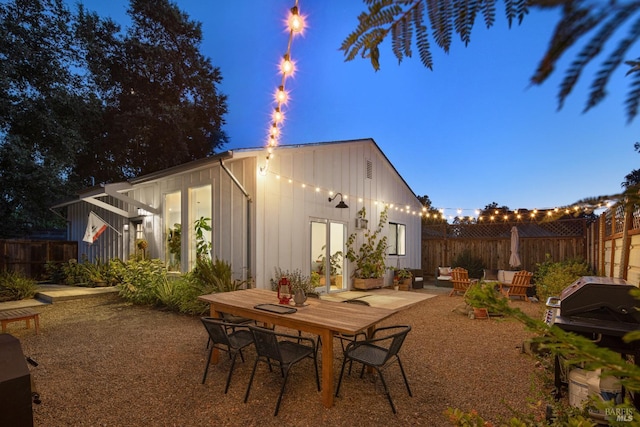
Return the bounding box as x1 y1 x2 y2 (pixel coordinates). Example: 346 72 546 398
464 282 495 320
393 268 413 291
345 206 389 290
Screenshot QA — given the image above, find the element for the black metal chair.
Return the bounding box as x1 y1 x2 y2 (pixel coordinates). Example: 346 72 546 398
335 325 412 414
206 312 254 349
244 325 320 416
200 317 254 393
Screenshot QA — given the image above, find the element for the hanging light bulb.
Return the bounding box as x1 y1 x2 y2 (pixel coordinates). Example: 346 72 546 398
272 107 284 123
275 85 288 104
288 6 304 33
280 54 294 76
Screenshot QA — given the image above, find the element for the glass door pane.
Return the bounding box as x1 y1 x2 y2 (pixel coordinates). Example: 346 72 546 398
329 222 346 291
310 221 327 290
310 220 347 293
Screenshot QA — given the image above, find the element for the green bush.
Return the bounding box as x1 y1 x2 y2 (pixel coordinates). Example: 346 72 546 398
452 249 485 279
0 271 37 301
112 258 167 306
534 255 593 302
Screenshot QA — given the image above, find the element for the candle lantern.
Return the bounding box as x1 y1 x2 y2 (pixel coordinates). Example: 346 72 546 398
277 277 292 304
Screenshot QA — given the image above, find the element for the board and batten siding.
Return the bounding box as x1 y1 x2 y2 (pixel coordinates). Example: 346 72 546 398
252 140 421 289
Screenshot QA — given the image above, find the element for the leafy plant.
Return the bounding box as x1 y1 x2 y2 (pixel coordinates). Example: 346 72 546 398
194 216 212 260
271 267 316 296
534 255 592 302
452 249 485 279
392 267 412 281
462 284 640 427
345 206 389 279
0 271 36 302
167 223 181 265
112 258 167 306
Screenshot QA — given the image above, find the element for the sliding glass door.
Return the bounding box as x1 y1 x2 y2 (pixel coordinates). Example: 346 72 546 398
310 219 347 293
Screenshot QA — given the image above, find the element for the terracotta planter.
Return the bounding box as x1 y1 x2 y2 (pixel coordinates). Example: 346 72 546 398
353 277 384 290
473 307 489 320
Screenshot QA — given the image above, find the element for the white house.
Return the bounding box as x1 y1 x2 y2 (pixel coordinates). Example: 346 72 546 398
54 138 422 292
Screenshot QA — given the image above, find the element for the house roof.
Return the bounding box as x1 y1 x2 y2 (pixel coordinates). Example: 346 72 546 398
52 138 420 211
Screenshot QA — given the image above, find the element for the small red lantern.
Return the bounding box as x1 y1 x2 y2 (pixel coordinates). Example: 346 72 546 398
277 277 292 305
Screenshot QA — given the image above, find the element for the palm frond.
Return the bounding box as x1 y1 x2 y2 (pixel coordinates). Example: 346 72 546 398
530 4 604 86
559 3 640 109
453 0 479 46
427 0 454 51
586 17 640 113
625 67 640 122
480 0 497 28
413 2 434 69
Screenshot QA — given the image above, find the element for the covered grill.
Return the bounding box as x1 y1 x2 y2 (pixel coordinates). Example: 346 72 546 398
544 276 639 408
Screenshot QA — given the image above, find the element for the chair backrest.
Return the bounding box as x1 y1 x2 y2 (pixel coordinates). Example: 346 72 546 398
201 317 231 346
249 326 283 362
512 271 533 286
380 326 411 362
451 267 469 282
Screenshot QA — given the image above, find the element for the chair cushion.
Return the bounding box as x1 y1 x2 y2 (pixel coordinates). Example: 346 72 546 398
483 269 499 281
498 270 517 285
437 267 452 280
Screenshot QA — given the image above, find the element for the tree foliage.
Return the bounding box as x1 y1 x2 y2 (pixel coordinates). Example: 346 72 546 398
0 0 228 236
342 0 640 122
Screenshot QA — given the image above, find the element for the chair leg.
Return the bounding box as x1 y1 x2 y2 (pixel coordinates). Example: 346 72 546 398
244 358 261 404
335 357 348 397
201 347 214 384
274 367 290 416
397 357 412 397
224 352 239 394
312 352 320 391
376 369 397 414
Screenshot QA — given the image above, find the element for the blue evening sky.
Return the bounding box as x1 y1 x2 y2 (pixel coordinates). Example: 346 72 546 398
73 0 639 219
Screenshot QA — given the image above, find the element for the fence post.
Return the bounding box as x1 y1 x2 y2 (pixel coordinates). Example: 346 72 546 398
619 203 633 280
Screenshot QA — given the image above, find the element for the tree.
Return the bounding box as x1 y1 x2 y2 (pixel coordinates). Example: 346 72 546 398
0 0 94 235
74 0 228 182
342 0 640 122
0 0 229 235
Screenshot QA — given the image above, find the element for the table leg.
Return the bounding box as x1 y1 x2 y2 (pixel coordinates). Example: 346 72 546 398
320 329 334 408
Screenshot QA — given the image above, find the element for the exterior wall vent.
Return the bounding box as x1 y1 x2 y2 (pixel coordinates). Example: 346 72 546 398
366 159 372 179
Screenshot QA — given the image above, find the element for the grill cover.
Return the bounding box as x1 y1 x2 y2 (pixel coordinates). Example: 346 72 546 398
559 276 639 324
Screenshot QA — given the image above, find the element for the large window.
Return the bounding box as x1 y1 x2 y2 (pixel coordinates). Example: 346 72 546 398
189 185 212 270
388 222 406 256
164 191 181 271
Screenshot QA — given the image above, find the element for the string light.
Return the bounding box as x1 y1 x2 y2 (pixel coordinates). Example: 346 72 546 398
259 1 305 175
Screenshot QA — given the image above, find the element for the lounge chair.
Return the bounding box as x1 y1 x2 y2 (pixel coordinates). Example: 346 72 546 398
501 270 533 302
449 267 477 296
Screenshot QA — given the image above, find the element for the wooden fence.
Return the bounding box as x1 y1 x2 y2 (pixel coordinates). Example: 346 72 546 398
422 219 587 279
0 240 78 280
586 203 640 285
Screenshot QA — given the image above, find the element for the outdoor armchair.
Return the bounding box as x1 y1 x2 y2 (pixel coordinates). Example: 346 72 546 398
501 270 533 302
200 317 255 393
335 325 412 414
449 267 477 297
244 325 320 416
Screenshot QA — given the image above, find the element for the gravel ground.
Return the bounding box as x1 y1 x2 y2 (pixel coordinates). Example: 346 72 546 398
8 290 549 426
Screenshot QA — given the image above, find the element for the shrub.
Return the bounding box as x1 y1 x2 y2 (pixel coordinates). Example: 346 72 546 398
452 249 485 279
534 255 592 302
0 271 37 301
112 258 167 306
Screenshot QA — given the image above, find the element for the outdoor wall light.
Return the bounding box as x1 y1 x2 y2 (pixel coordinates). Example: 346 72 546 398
328 193 349 209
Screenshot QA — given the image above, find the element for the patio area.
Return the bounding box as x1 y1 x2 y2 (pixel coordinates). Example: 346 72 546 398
6 290 546 426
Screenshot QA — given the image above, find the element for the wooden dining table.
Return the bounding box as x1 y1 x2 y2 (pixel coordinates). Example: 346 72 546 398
198 288 397 408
